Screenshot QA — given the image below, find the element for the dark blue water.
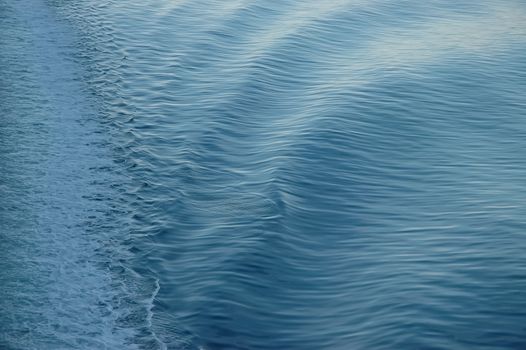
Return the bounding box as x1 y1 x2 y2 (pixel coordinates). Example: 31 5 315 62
1 0 526 349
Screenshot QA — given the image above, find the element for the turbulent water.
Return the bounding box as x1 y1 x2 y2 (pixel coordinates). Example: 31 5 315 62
1 0 526 349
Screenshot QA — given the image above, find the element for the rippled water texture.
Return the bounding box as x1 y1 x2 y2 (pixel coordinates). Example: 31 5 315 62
2 0 526 349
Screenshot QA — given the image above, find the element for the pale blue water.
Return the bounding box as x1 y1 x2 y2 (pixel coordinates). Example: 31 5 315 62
1 0 526 349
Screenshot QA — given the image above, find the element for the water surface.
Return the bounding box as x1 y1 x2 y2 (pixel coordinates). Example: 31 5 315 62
1 0 526 349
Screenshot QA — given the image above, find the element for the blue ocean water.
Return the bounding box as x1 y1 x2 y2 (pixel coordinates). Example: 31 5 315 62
1 0 526 349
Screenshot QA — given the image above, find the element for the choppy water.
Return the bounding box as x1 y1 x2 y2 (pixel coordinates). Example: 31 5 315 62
1 0 526 349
